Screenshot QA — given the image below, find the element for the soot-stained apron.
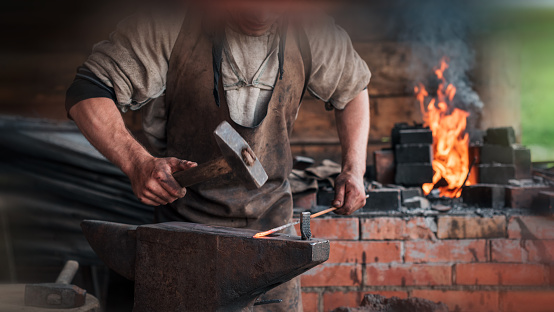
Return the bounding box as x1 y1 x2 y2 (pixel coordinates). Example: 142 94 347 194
155 16 310 312
158 17 308 231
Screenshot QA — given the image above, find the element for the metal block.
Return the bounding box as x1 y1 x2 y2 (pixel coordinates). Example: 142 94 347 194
480 145 515 164
401 187 423 202
462 184 506 209
399 129 433 145
403 196 431 209
485 127 516 147
395 163 434 186
395 144 433 164
300 212 311 240
514 147 532 179
362 188 402 211
479 164 515 185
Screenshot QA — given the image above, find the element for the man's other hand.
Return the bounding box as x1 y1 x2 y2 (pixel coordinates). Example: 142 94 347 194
127 157 197 206
333 171 366 215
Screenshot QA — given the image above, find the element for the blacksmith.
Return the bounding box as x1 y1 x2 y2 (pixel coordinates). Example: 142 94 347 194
66 1 370 310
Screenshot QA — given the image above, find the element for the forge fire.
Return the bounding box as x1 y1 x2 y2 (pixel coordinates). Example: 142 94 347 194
415 57 472 198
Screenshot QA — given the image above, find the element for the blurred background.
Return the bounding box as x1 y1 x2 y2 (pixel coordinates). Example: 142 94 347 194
2 0 553 161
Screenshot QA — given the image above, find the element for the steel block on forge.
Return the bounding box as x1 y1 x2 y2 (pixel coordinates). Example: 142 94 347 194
484 127 516 147
395 144 433 164
362 188 402 211
81 221 329 312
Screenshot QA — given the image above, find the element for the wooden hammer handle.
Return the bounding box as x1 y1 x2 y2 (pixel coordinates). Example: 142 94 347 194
173 157 232 188
55 260 79 285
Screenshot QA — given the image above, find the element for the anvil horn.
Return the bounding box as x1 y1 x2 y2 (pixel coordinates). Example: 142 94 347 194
81 220 137 280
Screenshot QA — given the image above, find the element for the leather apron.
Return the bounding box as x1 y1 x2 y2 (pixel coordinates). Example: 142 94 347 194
158 16 307 233
154 16 309 312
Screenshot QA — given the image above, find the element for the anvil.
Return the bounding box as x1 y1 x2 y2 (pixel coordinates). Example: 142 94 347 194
81 221 329 312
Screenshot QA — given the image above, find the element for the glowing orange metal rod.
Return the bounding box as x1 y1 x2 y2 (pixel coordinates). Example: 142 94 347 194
253 195 369 239
253 207 337 238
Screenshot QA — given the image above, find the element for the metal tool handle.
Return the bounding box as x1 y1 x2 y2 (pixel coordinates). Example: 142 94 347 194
55 260 79 285
173 157 231 187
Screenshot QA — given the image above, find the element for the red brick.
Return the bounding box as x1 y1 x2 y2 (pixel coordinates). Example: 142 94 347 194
505 186 552 209
500 290 554 312
437 216 506 239
525 240 554 263
302 292 319 312
361 217 435 240
310 218 359 240
328 241 401 264
322 291 408 311
366 264 452 286
490 239 526 262
404 240 488 263
456 263 547 285
323 291 364 311
360 217 404 240
411 290 499 312
405 217 436 240
301 264 362 287
508 216 554 239
365 291 408 299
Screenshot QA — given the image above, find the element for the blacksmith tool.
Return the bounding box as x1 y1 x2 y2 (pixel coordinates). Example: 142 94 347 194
81 220 329 312
173 121 268 189
24 260 86 309
253 207 337 238
300 212 312 240
254 194 370 239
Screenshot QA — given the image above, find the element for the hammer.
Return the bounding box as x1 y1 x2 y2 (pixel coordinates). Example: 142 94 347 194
25 260 86 309
173 121 268 189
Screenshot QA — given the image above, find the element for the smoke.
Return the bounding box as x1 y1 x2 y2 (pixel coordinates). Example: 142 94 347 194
395 0 484 110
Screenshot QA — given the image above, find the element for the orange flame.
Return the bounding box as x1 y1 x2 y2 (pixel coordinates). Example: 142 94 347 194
415 57 471 198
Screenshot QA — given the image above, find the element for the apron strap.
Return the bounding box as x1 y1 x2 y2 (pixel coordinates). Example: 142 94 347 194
212 32 224 107
295 26 312 106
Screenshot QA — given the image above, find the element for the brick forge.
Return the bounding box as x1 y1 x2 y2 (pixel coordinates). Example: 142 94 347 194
297 215 554 312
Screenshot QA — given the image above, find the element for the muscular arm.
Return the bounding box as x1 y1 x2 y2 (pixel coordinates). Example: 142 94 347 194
69 98 196 206
333 89 370 215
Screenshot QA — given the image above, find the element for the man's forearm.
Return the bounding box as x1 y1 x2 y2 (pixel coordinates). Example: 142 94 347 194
69 98 152 175
69 98 196 206
335 89 370 175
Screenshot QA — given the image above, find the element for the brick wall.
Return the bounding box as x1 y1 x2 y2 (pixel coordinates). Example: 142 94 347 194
298 215 554 312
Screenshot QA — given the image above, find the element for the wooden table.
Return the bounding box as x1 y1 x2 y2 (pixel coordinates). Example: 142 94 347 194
0 284 100 312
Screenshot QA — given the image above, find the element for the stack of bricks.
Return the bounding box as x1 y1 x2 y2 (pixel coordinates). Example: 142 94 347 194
463 126 554 212
479 127 532 184
298 214 554 312
392 125 434 186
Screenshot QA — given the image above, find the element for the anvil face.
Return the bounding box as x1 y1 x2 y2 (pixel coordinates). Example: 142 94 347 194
81 221 329 312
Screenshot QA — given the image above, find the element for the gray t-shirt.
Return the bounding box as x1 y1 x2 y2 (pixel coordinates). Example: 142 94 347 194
83 10 371 129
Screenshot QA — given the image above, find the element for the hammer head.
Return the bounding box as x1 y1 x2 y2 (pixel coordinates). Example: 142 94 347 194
214 121 268 189
25 283 86 309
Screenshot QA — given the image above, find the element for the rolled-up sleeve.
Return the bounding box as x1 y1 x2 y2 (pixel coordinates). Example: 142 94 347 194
306 17 371 110
83 12 183 112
